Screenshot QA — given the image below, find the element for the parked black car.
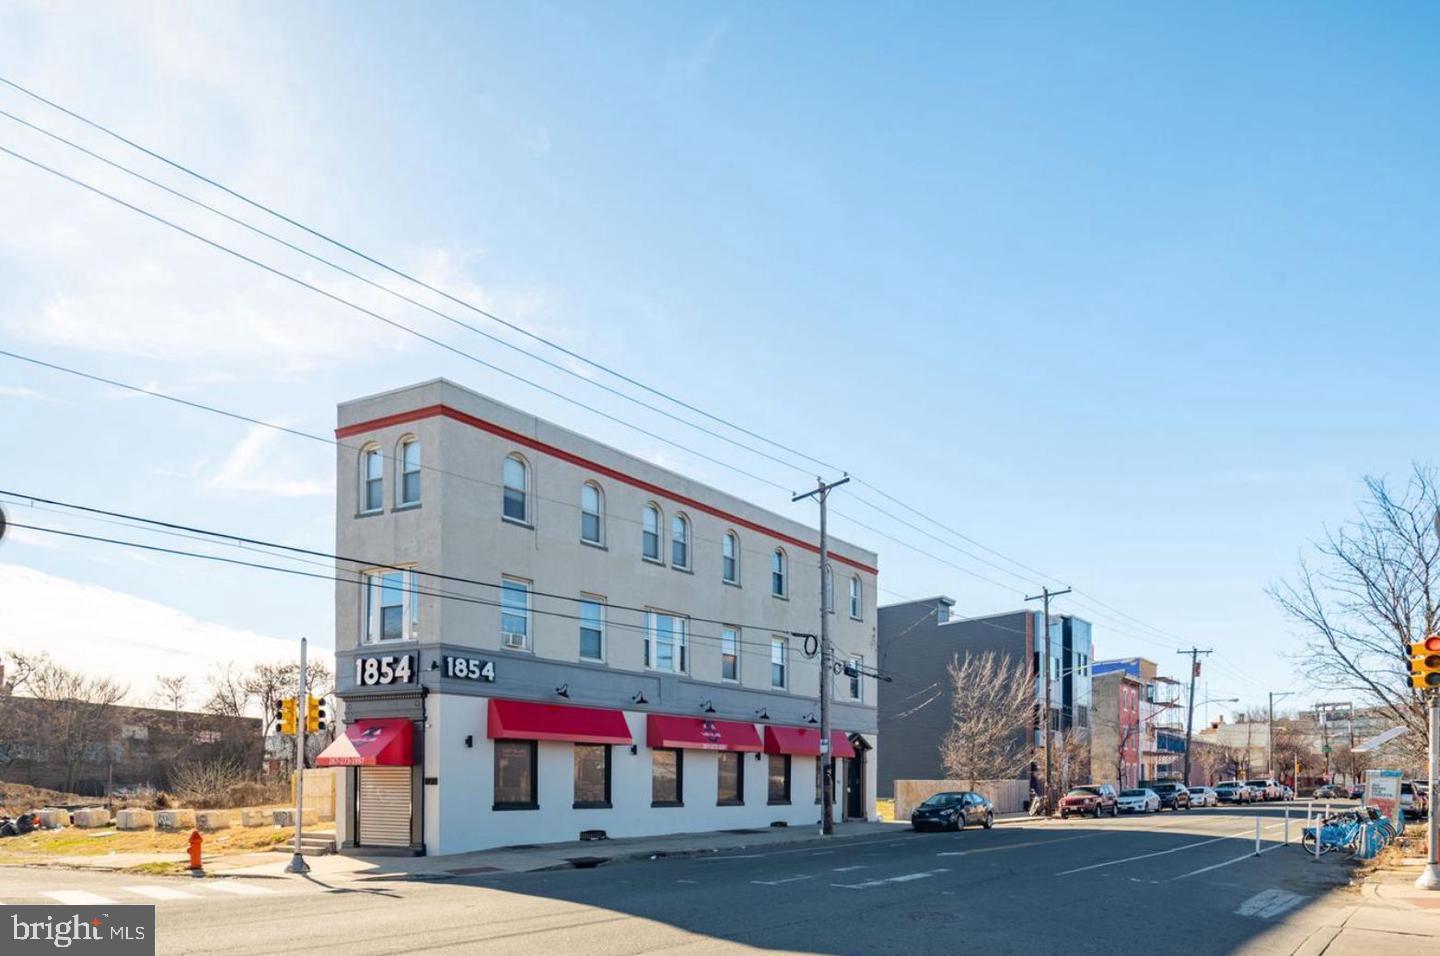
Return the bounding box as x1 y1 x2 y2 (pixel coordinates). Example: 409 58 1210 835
1149 782 1191 811
911 791 995 832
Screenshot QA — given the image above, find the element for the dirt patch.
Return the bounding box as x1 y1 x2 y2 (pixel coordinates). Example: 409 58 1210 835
1356 822 1428 876
0 824 296 863
0 782 90 815
876 798 895 822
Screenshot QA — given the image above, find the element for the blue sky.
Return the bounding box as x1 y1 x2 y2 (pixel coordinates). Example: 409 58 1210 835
1 2 1436 717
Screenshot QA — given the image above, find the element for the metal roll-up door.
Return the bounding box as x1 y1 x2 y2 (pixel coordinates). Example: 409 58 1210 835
358 766 411 847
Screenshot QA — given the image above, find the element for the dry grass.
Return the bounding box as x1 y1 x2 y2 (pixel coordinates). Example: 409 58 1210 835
1356 822 1428 876
0 824 296 863
0 782 89 816
876 798 895 822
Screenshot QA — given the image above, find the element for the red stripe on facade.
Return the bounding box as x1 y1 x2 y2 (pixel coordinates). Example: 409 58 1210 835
337 404 879 575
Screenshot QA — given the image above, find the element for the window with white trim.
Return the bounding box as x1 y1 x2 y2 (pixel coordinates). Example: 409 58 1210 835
645 611 688 674
722 531 739 583
849 575 862 619
721 628 739 682
642 504 662 561
847 656 863 701
771 549 787 597
360 446 383 513
398 437 421 506
671 514 690 569
580 482 603 544
771 636 788 689
579 597 605 661
503 455 529 523
362 568 418 643
501 577 531 649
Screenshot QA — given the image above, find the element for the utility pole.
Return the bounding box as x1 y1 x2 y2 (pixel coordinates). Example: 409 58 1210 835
1177 647 1212 786
1267 691 1293 782
1025 586 1071 812
286 637 310 875
793 475 849 837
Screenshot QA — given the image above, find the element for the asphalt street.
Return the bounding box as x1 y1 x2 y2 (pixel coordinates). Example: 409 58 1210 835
0 804 1362 955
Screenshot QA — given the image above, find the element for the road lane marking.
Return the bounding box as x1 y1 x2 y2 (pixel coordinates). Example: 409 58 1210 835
42 891 117 905
938 834 1100 857
832 868 949 890
1170 840 1287 880
750 876 812 886
1054 822 1287 876
1234 888 1307 918
124 885 198 901
832 865 866 872
199 881 276 895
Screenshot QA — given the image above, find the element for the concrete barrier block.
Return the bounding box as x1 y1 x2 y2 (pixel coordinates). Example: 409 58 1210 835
240 809 273 827
72 808 110 828
271 808 318 827
196 810 231 831
115 809 154 830
154 809 197 830
33 809 68 828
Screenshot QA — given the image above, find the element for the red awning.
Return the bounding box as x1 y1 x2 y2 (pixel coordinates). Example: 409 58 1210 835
763 726 857 759
646 714 762 752
487 699 633 745
316 718 415 767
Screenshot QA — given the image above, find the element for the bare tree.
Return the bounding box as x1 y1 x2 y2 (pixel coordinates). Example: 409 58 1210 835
151 675 189 727
201 662 251 719
1269 465 1438 766
938 652 1035 789
1114 721 1138 789
1055 726 1091 792
23 659 127 793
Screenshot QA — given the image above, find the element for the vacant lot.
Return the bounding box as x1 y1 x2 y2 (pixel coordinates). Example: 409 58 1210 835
0 824 294 864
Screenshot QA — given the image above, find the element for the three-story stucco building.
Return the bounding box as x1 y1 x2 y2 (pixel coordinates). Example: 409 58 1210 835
322 380 879 855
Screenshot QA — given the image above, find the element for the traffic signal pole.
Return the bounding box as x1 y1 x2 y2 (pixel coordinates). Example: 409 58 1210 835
286 637 309 875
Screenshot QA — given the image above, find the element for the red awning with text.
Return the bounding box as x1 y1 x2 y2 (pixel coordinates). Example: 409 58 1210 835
646 715 762 752
487 699 633 745
762 726 857 759
315 718 415 767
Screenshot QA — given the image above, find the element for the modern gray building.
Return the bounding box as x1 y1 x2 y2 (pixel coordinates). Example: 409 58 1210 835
875 596 1092 799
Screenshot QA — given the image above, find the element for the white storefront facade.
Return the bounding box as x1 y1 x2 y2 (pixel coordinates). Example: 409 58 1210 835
323 380 879 855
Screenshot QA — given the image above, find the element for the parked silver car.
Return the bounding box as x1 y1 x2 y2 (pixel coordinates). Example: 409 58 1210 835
1214 780 1255 804
1117 788 1160 813
1186 785 1219 807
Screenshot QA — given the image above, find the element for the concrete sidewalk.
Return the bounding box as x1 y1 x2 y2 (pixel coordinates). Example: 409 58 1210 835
1290 860 1440 955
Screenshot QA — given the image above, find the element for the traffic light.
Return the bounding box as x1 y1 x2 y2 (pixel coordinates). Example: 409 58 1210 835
1408 635 1440 690
277 697 298 735
305 695 328 733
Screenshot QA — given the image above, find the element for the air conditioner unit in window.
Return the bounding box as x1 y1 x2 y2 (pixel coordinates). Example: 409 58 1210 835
502 632 527 649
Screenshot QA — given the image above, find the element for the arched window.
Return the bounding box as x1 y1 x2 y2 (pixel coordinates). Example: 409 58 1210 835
642 503 662 561
503 454 529 523
771 549 787 597
580 482 603 544
671 514 690 569
722 531 739 584
849 575 862 619
397 437 421 506
360 445 383 513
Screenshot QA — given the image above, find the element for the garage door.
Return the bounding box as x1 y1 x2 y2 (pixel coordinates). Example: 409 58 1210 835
358 766 411 847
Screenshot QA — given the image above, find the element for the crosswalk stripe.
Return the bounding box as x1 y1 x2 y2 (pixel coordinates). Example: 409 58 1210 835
42 890 118 906
124 885 199 901
200 881 275 896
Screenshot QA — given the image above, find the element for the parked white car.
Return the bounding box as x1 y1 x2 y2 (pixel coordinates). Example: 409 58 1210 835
1186 786 1219 807
1117 788 1161 813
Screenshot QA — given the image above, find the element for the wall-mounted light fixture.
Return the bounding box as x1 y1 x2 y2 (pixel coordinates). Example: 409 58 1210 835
804 712 818 725
629 744 638 756
755 708 769 721
464 735 473 749
555 683 570 699
429 660 440 671
632 691 649 705
701 699 716 714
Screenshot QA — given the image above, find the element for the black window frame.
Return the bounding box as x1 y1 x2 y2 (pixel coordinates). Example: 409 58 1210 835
572 743 612 809
493 739 538 810
767 753 791 806
717 750 745 806
651 747 684 807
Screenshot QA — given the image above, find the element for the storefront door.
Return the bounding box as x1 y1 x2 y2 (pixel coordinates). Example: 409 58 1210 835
357 766 412 847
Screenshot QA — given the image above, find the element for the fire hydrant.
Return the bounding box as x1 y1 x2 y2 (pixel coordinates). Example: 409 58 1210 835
187 829 204 875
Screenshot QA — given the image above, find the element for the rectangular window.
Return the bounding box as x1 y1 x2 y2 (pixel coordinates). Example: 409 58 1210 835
399 441 421 505
721 628 739 682
717 751 743 805
849 577 861 619
573 744 611 808
579 598 604 661
847 656 862 702
501 577 531 649
652 748 682 806
722 534 738 583
767 754 791 805
503 457 527 523
363 569 417 643
363 449 383 513
493 739 537 809
645 612 688 673
770 637 787 689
